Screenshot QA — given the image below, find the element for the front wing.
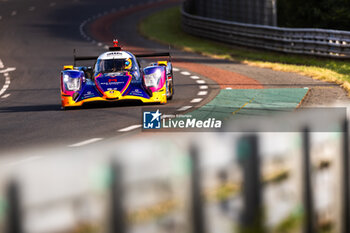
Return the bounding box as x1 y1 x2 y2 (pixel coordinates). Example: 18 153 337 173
61 81 167 107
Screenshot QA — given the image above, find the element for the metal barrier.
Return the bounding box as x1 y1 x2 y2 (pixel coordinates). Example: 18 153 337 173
181 5 350 58
183 0 276 26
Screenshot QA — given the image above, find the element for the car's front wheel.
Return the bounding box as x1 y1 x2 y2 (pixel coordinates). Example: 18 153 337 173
167 78 174 100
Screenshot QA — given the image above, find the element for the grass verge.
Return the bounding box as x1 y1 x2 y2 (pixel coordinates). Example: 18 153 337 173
139 6 350 94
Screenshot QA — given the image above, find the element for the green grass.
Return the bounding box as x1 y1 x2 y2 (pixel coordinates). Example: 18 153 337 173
139 7 350 94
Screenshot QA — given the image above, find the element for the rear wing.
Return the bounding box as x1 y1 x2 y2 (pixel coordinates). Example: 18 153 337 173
135 52 171 58
73 51 171 66
73 56 98 67
135 52 172 67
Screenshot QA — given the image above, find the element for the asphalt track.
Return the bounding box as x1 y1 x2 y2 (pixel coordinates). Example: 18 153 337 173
0 0 343 153
0 0 217 152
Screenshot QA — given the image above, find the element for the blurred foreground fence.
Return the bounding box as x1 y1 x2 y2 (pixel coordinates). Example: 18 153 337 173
181 5 350 58
0 108 349 233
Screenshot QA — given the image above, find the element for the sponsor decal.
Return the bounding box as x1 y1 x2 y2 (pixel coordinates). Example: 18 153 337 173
107 52 122 56
83 91 94 99
100 81 124 85
129 88 145 97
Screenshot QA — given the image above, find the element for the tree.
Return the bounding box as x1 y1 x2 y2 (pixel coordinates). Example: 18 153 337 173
277 0 350 30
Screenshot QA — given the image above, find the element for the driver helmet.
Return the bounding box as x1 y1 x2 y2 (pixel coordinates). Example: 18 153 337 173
124 58 132 70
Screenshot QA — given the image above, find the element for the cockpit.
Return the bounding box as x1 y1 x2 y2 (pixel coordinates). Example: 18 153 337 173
95 58 135 74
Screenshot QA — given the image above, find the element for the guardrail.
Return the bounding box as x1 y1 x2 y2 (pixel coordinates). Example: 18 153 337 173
184 0 276 26
181 6 350 58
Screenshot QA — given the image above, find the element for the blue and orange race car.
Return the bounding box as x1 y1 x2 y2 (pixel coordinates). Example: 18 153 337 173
60 41 174 109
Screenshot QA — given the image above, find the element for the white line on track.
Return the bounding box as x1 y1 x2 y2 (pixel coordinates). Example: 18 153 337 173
226 87 232 90
1 93 10 98
191 98 203 103
199 85 208 89
180 71 191 76
0 67 16 73
11 11 17 16
198 91 208 96
118 124 142 132
0 68 11 96
0 60 3 69
79 19 91 41
172 67 180 72
29 6 36 11
177 106 192 111
190 75 199 80
68 138 103 147
97 42 102 47
196 80 206 84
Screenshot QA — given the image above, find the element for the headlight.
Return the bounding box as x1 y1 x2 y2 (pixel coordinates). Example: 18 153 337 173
63 74 81 91
144 69 161 87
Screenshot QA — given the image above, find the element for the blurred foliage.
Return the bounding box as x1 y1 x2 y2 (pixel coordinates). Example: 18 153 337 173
278 0 350 30
71 223 99 233
273 211 301 233
128 199 178 224
238 209 266 233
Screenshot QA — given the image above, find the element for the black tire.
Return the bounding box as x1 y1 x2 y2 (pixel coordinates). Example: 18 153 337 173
167 80 174 100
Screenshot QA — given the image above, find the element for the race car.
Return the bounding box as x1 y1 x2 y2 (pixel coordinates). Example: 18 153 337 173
60 41 174 109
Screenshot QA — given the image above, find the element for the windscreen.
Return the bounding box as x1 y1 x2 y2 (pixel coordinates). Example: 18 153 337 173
95 58 133 74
